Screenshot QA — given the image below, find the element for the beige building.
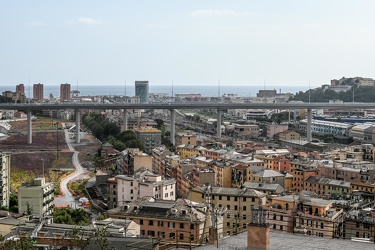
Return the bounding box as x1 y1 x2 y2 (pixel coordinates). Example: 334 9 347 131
275 130 301 141
233 124 259 138
266 194 344 238
175 132 197 146
189 185 267 236
267 124 288 139
123 148 153 174
113 168 176 208
18 178 54 219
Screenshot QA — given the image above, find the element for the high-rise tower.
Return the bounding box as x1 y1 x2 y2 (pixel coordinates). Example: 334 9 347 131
60 83 71 102
33 83 44 102
135 81 149 103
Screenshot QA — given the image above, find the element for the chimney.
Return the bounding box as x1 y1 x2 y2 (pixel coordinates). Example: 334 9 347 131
247 204 270 249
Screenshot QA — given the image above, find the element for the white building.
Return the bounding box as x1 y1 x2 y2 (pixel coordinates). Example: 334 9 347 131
299 119 353 137
115 168 176 207
18 178 54 219
0 153 10 208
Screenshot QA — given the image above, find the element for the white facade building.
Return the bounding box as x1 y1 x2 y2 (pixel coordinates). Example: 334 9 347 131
299 119 353 137
115 168 176 207
0 153 10 208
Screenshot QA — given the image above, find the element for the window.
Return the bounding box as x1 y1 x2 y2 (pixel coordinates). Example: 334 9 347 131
234 197 238 202
190 224 194 230
140 219 143 225
280 216 283 221
227 205 230 209
130 182 133 186
170 232 175 239
140 230 145 236
148 231 155 237
158 221 164 227
243 206 247 211
273 214 276 220
227 196 230 201
243 197 247 202
130 189 133 194
179 233 184 240
320 223 324 229
280 225 283 230
165 193 168 198
252 198 255 202
180 223 184 229
168 222 175 228
243 215 246 220
219 196 222 200
149 220 154 226
170 191 174 196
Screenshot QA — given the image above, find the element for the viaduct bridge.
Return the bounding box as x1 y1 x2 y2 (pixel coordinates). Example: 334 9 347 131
0 102 369 145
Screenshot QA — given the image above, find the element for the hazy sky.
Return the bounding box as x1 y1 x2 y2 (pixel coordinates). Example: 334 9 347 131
1 1 375 87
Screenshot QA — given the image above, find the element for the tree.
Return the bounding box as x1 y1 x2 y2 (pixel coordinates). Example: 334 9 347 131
0 236 38 250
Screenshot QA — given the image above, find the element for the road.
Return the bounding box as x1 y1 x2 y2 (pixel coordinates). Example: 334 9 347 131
54 126 85 208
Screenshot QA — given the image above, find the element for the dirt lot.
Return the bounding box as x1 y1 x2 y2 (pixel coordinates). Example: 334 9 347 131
0 118 100 191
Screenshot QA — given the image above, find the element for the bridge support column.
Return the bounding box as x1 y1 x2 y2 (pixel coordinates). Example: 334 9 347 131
170 109 175 146
75 109 81 143
217 109 222 138
123 109 128 131
27 110 32 144
307 108 312 142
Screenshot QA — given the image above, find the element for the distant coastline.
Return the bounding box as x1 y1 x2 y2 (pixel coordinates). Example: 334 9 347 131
0 85 312 98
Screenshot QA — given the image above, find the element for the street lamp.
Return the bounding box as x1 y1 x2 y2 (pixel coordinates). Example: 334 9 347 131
41 159 45 178
55 121 59 160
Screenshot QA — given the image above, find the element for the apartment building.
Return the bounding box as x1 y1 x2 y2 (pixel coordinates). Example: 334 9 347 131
175 132 197 146
151 145 172 174
189 185 267 236
113 168 176 208
106 197 211 245
0 153 10 209
18 178 54 219
60 83 71 102
176 144 207 159
123 148 152 175
266 194 344 238
33 83 44 102
134 126 161 153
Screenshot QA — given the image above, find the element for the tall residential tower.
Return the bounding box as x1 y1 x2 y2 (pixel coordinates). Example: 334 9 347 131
33 83 44 102
60 83 71 102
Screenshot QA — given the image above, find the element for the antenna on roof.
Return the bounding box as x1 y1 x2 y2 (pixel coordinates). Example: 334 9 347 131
308 79 311 103
28 77 30 104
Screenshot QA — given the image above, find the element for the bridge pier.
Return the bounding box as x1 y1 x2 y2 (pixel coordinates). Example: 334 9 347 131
27 110 32 144
170 109 175 146
123 109 128 131
75 109 81 143
307 108 312 142
217 109 222 138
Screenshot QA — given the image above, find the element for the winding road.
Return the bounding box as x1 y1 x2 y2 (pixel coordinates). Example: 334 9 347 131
54 126 85 207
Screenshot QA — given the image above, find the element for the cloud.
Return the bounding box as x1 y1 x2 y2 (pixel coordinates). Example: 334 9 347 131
191 9 253 18
26 21 46 26
78 17 102 25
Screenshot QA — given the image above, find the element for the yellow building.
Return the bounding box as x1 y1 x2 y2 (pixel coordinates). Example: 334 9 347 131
176 145 207 159
189 185 267 236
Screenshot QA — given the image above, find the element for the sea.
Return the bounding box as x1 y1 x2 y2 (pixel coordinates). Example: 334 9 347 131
0 85 311 98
